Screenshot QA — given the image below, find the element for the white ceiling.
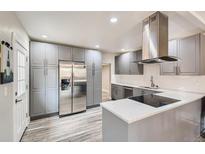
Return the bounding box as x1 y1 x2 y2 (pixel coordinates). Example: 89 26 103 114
16 11 205 53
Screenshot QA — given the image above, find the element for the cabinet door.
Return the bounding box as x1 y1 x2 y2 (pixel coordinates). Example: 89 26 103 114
85 50 94 106
161 40 178 75
30 91 45 116
111 84 117 100
93 51 102 105
30 42 45 67
178 34 200 75
30 67 45 116
118 53 130 74
45 43 58 66
133 88 143 96
72 47 85 62
129 51 143 75
58 45 72 61
111 84 124 100
45 67 58 113
93 69 102 105
85 50 102 106
46 89 58 113
115 56 120 74
31 67 45 90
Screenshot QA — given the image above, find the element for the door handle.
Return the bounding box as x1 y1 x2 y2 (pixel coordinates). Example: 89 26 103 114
15 99 22 104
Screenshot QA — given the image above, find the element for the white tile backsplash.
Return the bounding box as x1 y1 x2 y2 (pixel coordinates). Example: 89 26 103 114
113 64 205 93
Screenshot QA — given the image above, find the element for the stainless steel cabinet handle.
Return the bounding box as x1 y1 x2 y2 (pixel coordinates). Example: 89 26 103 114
15 99 22 104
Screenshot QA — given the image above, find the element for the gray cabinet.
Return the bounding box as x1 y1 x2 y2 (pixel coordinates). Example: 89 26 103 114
178 34 200 75
85 50 102 107
58 45 72 61
30 42 45 67
161 33 205 75
133 88 157 96
30 67 45 116
111 84 124 100
130 51 143 74
72 47 85 62
45 67 58 113
45 43 58 66
160 40 178 75
118 52 130 74
30 41 58 118
30 42 58 67
115 50 143 75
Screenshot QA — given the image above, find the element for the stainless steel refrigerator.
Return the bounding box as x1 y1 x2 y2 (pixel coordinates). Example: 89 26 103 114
59 61 87 116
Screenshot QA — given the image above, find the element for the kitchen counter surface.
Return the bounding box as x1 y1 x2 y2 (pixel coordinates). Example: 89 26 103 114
101 82 205 124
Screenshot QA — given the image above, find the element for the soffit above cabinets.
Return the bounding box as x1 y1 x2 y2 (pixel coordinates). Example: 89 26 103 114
16 11 205 53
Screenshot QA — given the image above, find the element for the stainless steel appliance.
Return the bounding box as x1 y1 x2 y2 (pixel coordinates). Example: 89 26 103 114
59 61 87 116
129 94 180 108
138 11 179 64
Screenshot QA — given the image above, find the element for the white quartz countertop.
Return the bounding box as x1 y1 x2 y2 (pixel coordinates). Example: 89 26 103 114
101 82 205 124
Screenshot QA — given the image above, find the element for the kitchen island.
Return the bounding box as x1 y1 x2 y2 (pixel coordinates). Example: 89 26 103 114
101 85 205 141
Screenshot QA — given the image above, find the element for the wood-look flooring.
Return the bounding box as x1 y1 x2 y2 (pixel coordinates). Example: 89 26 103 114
22 105 205 142
21 107 102 142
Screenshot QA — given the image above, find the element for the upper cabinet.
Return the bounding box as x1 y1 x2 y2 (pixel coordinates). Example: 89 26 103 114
30 42 45 67
161 33 205 75
160 40 178 75
72 47 85 62
58 45 72 61
30 42 58 67
178 34 200 75
115 50 143 75
45 43 58 66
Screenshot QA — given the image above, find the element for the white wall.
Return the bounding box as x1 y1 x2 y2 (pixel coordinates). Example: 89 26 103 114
0 12 29 141
102 52 119 82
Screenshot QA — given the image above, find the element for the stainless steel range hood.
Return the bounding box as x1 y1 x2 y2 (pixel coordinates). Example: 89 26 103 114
138 11 179 64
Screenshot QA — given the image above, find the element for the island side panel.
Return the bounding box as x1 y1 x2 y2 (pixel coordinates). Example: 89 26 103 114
128 100 201 142
102 108 128 141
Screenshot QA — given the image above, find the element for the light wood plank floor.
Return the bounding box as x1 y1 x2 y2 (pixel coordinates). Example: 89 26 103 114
22 106 205 142
21 107 102 142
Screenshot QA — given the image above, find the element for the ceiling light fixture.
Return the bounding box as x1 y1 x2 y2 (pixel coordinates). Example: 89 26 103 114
121 48 125 51
95 45 100 48
41 35 47 38
110 17 118 23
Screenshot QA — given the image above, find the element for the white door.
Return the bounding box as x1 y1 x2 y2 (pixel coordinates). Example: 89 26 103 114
14 42 29 141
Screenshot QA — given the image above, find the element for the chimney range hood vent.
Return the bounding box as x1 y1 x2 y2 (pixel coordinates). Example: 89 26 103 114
138 11 179 64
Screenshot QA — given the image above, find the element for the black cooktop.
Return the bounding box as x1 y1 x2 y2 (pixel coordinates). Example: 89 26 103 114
129 94 180 108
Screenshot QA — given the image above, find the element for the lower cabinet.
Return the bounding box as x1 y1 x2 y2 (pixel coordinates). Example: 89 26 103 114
111 84 124 100
111 84 159 100
31 91 45 116
85 50 102 107
30 67 58 117
133 88 157 96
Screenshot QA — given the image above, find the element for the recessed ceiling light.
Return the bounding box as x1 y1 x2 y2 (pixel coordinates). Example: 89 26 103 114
41 35 47 38
95 45 100 48
110 17 118 23
121 48 125 51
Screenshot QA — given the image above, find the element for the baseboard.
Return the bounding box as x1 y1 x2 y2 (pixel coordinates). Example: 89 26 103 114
86 104 100 109
30 112 59 121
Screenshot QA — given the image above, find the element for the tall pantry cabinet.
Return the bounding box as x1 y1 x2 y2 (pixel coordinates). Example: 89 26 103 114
85 50 102 107
30 42 58 118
